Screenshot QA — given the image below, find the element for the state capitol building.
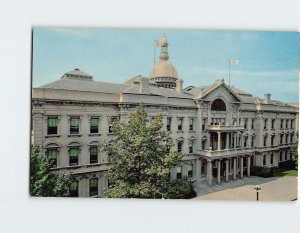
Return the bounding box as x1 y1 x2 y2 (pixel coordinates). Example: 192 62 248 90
31 36 298 197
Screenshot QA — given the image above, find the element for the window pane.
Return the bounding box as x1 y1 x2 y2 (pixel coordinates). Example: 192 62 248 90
91 117 99 127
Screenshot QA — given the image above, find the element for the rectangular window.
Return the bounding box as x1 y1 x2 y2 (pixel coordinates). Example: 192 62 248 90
189 140 193 153
263 155 266 166
177 117 183 131
167 117 172 132
280 119 284 129
202 118 206 130
280 135 283 144
69 181 79 197
271 136 274 146
286 119 289 129
271 119 275 129
188 164 193 178
251 136 254 147
244 137 248 148
270 154 274 165
285 151 288 160
263 136 267 147
264 119 268 129
90 117 99 134
202 140 206 150
69 148 79 166
290 134 294 143
251 119 255 129
239 118 241 126
90 146 98 164
89 178 98 197
47 116 58 135
176 166 182 179
47 149 58 168
285 134 289 144
177 141 183 153
279 151 282 162
70 117 80 134
189 118 194 131
244 118 248 129
291 119 294 129
108 116 118 133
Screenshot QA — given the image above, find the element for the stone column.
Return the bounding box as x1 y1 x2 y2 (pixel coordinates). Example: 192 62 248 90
247 156 251 177
217 132 221 151
225 159 229 182
226 133 229 149
233 157 237 180
217 160 221 184
195 159 201 182
208 133 211 149
234 133 237 148
240 157 244 178
207 159 212 186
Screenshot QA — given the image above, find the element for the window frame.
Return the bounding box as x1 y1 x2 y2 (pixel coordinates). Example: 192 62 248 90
69 116 80 135
69 147 79 166
47 116 58 135
89 146 98 164
89 178 98 197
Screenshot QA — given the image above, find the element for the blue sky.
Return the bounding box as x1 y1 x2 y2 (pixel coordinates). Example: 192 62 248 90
32 28 299 102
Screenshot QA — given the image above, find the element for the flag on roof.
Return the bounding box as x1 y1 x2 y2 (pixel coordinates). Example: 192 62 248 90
230 59 239 65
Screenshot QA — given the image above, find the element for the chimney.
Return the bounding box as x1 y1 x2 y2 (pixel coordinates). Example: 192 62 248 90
264 93 271 104
139 78 150 94
176 79 183 93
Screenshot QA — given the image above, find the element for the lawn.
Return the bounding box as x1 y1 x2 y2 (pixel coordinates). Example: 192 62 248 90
273 169 298 177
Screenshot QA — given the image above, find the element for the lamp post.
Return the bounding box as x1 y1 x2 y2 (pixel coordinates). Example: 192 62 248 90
254 185 261 201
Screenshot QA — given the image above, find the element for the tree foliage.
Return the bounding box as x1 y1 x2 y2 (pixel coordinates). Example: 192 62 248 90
102 104 188 199
30 145 73 197
290 141 298 169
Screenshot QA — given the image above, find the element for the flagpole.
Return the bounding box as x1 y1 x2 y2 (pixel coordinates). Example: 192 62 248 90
228 58 231 87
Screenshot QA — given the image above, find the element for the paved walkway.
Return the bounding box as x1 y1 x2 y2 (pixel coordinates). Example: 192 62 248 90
192 176 297 201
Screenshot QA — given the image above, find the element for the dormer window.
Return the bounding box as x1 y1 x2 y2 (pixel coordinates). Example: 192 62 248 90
211 99 226 111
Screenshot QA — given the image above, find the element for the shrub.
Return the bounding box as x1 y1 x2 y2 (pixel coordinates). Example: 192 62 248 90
278 160 296 170
250 166 273 178
164 179 197 199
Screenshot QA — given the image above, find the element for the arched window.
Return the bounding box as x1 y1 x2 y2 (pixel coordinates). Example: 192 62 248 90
211 99 226 111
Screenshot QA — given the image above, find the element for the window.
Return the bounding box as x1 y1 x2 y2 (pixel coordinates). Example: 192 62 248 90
69 181 79 197
69 148 79 166
202 118 206 130
202 140 206 150
89 178 98 197
47 116 58 135
90 117 99 134
109 116 118 133
264 119 268 129
188 164 193 178
244 136 248 148
271 135 275 146
270 154 274 165
244 118 248 129
280 135 283 144
290 134 294 143
47 149 58 168
177 141 183 153
251 136 254 147
167 117 172 131
239 118 241 126
189 140 194 153
70 116 80 134
279 151 282 162
286 119 289 129
90 146 98 164
177 117 183 131
251 119 255 129
189 118 194 131
280 119 284 129
263 136 267 147
211 99 226 111
285 134 289 144
285 151 288 160
263 155 266 166
271 119 275 129
291 119 294 129
176 166 182 179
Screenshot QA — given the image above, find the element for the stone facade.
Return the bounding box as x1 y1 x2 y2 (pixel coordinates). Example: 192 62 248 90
31 39 299 197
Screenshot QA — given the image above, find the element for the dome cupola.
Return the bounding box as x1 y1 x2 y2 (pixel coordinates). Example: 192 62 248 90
150 35 178 89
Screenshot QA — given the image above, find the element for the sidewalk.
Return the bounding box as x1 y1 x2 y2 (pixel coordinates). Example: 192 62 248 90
192 176 298 201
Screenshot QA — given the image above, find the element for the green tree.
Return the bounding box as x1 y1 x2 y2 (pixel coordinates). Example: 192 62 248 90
30 145 73 197
102 104 194 199
290 141 298 169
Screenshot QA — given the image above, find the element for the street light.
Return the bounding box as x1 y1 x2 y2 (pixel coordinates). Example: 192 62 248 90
254 185 261 201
